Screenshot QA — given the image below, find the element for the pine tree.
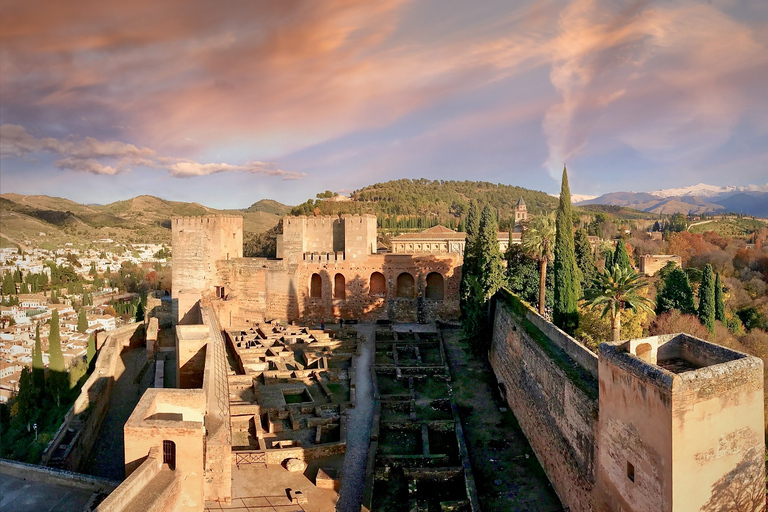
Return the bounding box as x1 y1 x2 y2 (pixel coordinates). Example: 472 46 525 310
77 308 88 332
656 267 696 315
32 323 45 393
553 166 580 334
612 240 632 271
574 228 596 291
698 264 716 333
714 272 726 323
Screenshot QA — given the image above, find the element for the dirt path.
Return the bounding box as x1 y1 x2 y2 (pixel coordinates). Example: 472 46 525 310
81 347 154 480
335 324 375 512
442 329 563 511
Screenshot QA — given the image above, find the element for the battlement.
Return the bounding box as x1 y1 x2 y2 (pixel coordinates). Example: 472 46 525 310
172 215 243 229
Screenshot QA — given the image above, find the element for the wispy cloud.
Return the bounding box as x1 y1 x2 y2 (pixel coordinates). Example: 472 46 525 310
0 124 304 179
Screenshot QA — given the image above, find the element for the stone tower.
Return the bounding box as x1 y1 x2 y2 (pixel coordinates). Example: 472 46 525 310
514 197 528 224
171 215 243 324
596 334 765 512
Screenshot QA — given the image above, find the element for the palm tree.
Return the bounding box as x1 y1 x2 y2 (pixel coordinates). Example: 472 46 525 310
583 266 655 341
521 213 556 315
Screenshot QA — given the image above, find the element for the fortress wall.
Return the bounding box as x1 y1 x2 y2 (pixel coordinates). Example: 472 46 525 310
343 214 377 260
43 322 144 471
489 293 598 512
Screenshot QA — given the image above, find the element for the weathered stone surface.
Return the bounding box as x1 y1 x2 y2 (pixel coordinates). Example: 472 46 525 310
283 458 308 472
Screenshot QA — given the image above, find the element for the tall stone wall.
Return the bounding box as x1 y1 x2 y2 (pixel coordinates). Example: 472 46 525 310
489 293 598 512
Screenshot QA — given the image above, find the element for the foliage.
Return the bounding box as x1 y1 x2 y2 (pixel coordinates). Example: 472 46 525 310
698 264 716 333
521 213 556 315
736 307 767 331
460 200 480 325
243 220 282 258
656 267 696 315
505 244 553 310
576 304 648 351
475 205 505 302
86 333 96 365
77 308 88 332
583 266 654 341
32 324 44 393
612 239 632 271
574 228 597 291
47 310 64 373
553 167 580 334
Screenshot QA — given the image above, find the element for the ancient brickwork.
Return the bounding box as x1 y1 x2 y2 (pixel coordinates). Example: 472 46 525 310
489 297 598 512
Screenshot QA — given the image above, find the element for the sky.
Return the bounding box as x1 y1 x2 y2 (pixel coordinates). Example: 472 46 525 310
1 0 767 209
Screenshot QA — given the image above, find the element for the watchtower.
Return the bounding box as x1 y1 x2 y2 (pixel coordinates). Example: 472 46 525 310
596 334 765 512
171 215 243 324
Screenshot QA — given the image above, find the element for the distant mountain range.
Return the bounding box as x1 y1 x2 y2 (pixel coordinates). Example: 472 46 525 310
0 194 291 248
576 183 768 217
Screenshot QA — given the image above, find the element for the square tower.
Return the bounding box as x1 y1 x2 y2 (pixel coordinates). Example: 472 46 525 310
596 334 764 512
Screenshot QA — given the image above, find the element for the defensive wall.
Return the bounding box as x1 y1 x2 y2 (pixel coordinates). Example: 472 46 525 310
489 288 766 512
42 322 145 472
489 290 598 512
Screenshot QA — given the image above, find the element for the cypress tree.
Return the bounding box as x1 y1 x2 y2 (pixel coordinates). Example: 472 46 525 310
656 267 696 315
574 228 597 290
87 333 96 365
77 308 88 332
48 310 64 372
48 309 65 403
32 323 45 393
460 200 480 321
476 205 504 301
613 240 632 271
553 166 580 334
603 248 614 272
714 272 726 322
698 264 716 333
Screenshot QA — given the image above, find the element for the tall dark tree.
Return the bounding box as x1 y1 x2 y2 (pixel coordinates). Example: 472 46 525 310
698 264 716 333
476 205 504 302
47 309 65 404
574 228 596 290
459 200 480 321
553 166 580 333
612 240 632 271
656 267 696 315
77 308 88 332
86 333 96 365
1 272 17 295
32 324 45 393
714 272 726 323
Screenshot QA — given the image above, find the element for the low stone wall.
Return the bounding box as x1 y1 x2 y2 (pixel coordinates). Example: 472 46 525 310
96 448 164 511
489 291 598 512
0 458 119 492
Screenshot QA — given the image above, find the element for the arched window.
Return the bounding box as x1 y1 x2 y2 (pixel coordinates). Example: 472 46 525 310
396 273 415 298
369 272 386 297
163 440 176 470
425 272 444 300
310 273 322 298
334 274 346 299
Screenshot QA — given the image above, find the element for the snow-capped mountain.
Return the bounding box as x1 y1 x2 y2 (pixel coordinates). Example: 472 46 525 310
648 183 768 199
575 182 768 216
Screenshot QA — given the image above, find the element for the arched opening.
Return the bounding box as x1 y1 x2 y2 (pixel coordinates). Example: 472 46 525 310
310 273 322 298
396 273 415 298
334 274 346 299
369 272 386 297
425 272 444 300
636 343 653 363
163 440 176 470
